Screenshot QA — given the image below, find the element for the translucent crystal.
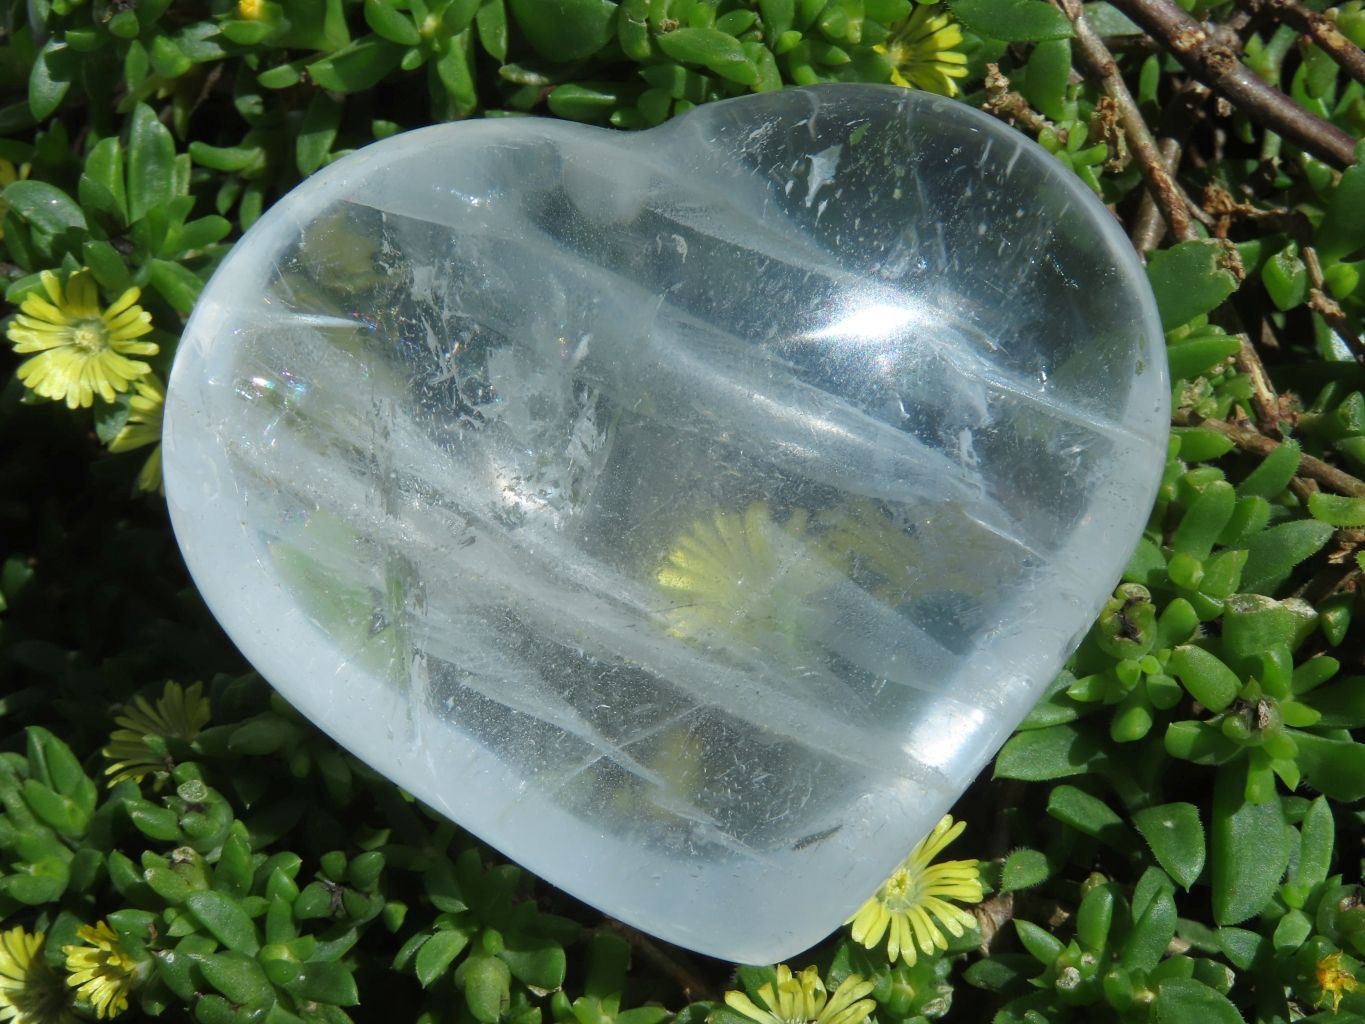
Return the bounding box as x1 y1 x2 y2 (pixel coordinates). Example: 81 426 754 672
164 84 1168 963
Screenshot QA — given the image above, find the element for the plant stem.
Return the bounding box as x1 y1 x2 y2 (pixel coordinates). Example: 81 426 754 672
1241 0 1365 86
1106 0 1359 167
1173 410 1365 496
1054 0 1198 242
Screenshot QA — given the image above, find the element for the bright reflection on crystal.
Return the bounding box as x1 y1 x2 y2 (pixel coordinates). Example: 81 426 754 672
164 84 1168 964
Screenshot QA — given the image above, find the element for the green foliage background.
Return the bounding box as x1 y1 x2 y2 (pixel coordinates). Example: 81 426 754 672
2 0 1365 1020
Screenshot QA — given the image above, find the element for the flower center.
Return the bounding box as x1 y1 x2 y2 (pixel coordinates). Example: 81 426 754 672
70 321 108 353
880 867 922 910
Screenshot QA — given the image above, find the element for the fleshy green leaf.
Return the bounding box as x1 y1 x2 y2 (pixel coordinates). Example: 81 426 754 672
1147 240 1240 331
1133 803 1205 889
1210 763 1290 925
949 0 1072 40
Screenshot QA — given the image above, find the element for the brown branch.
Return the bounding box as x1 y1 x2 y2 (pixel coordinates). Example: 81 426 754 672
981 64 1054 136
1230 329 1284 433
1173 410 1365 496
1242 0 1365 87
1106 0 1360 167
1303 245 1365 366
1055 0 1198 241
1131 138 1183 253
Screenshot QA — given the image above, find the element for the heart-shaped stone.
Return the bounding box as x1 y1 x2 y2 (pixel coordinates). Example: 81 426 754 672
165 83 1168 964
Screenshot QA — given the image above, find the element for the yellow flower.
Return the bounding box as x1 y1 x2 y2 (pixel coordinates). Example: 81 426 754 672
874 4 969 96
0 158 32 242
62 923 140 1020
723 966 875 1024
237 0 264 18
1316 950 1359 1013
0 927 74 1024
103 680 211 787
848 814 983 964
107 373 166 494
7 270 157 409
656 503 839 650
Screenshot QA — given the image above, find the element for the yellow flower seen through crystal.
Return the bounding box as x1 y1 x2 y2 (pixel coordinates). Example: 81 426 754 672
107 373 166 494
62 923 140 1020
7 270 156 409
1316 950 1359 1013
0 926 74 1024
656 502 841 652
723 966 875 1024
874 4 969 97
103 680 211 787
848 814 983 964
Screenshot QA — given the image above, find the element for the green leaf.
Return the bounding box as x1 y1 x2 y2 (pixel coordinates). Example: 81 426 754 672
994 722 1103 780
949 0 1071 40
297 92 343 176
1046 785 1134 851
1174 427 1235 463
289 962 359 1006
127 103 177 224
364 0 422 44
656 28 759 84
1169 645 1240 712
1292 730 1365 802
1240 520 1335 595
79 137 129 226
2 180 87 235
1306 676 1365 727
148 259 203 314
1318 159 1365 263
1082 2 1140 34
1020 38 1070 121
1121 876 1177 971
500 936 567 990
1167 333 1240 381
29 39 72 121
508 0 618 61
1146 240 1240 331
1001 848 1051 892
476 0 509 59
1172 480 1235 559
1262 242 1308 311
1133 803 1205 889
1014 919 1065 965
200 952 275 1008
1236 439 1300 499
186 890 261 954
416 929 470 987
1292 796 1334 889
1210 763 1290 925
308 37 406 93
1152 978 1245 1024
1308 492 1365 527
461 954 512 1023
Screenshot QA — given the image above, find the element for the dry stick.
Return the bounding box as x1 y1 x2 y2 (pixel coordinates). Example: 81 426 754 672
1131 138 1185 253
1302 245 1365 365
1107 0 1359 168
1173 410 1365 496
1055 0 1198 241
1131 84 1211 253
1243 0 1365 87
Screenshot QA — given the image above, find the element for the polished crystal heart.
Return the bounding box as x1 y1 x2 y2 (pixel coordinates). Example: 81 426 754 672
164 84 1168 963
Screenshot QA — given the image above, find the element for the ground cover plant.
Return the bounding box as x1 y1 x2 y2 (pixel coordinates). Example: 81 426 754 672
2 0 1365 1020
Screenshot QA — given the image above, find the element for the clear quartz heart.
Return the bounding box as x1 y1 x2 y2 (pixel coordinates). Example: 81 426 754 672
165 84 1168 963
